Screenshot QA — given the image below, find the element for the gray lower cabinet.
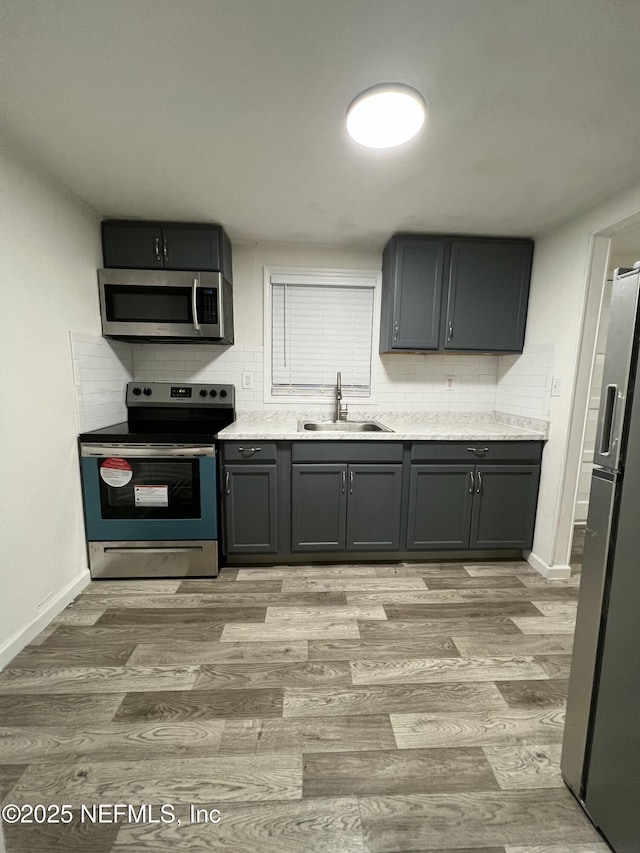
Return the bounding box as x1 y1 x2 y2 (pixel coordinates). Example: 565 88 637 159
469 464 540 549
223 464 278 553
407 465 474 549
292 464 347 551
346 464 403 550
291 463 403 552
407 462 540 550
222 440 542 558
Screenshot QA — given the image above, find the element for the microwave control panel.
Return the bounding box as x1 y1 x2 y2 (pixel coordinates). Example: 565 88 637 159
200 288 219 324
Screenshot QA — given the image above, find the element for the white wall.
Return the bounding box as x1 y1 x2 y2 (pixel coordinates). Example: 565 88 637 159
0 145 101 665
524 178 640 573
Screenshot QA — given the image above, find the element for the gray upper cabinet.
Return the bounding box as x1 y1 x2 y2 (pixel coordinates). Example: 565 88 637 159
380 234 533 354
445 239 533 352
380 237 445 351
102 220 233 277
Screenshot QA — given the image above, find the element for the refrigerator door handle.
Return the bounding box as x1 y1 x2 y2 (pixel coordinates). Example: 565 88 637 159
598 384 618 456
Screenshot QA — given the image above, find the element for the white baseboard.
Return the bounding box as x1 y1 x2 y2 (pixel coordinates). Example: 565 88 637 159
0 569 91 671
526 551 572 579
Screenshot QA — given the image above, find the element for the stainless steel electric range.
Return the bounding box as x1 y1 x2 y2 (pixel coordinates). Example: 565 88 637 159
78 382 235 579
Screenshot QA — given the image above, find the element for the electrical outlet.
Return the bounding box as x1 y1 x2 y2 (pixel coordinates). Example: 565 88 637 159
445 376 455 390
241 372 254 390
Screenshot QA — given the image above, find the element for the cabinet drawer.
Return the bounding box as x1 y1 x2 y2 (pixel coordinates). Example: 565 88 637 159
292 441 403 463
410 441 542 463
223 442 277 463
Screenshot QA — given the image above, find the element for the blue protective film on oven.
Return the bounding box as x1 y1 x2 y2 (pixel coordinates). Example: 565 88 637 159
80 455 218 541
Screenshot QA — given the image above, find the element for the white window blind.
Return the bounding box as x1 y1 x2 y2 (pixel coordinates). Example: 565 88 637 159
270 273 375 397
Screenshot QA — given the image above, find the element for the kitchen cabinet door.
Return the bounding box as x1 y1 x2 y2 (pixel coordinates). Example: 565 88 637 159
380 237 446 352
444 238 533 352
469 464 540 549
346 464 403 550
101 221 163 269
291 464 347 551
160 225 224 271
407 465 474 549
223 465 278 553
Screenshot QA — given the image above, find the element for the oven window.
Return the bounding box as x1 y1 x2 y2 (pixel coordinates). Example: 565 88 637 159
98 459 201 519
105 285 192 324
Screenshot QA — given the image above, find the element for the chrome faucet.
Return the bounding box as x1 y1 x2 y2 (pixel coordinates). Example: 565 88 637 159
335 371 348 421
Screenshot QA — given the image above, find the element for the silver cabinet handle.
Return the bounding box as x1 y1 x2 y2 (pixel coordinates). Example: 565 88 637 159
163 238 169 262
468 471 474 493
341 470 346 494
393 320 399 342
447 320 453 341
225 471 230 495
476 471 482 494
192 278 200 331
238 447 262 454
467 446 489 455
154 237 161 262
350 470 354 494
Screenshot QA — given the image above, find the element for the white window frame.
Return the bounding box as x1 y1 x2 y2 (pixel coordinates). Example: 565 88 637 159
263 266 381 406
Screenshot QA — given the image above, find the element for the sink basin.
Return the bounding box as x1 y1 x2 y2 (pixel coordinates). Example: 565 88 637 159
297 420 393 433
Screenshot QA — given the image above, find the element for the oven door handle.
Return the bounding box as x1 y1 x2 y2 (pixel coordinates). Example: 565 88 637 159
81 445 215 458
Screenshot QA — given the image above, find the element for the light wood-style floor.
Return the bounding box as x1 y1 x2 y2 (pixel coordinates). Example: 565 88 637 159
0 557 606 852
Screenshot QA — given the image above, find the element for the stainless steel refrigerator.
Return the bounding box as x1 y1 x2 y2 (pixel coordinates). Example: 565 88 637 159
562 264 640 852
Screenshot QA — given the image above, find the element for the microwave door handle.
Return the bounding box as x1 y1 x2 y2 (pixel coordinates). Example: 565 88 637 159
192 278 200 331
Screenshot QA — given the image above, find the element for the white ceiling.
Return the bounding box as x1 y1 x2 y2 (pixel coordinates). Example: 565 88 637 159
2 0 640 247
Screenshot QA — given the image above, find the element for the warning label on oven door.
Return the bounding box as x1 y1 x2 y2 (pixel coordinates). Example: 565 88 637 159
134 485 169 507
100 458 133 487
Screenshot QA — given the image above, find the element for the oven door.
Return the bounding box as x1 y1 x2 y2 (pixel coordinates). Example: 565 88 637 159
98 269 224 339
80 444 217 542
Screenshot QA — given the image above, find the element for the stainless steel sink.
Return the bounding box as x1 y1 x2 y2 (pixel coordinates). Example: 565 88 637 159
297 420 393 432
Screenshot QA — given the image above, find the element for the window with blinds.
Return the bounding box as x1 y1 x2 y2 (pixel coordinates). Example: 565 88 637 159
268 270 377 398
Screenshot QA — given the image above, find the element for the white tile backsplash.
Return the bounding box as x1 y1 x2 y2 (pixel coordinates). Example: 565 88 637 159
70 332 132 431
69 337 554 426
131 345 501 414
495 344 554 420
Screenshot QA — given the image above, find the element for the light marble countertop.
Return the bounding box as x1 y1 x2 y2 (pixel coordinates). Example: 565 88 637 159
218 411 548 441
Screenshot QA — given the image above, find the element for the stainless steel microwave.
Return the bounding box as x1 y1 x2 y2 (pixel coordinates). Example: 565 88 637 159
98 268 234 343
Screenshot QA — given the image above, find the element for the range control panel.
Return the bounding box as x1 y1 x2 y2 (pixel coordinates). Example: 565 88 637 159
126 382 235 407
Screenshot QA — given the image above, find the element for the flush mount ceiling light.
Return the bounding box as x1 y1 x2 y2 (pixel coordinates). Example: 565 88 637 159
346 83 426 149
